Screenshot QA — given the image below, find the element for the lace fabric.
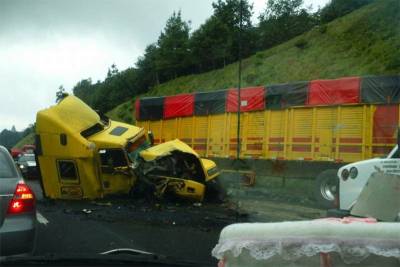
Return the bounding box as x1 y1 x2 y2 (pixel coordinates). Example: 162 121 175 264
212 238 400 264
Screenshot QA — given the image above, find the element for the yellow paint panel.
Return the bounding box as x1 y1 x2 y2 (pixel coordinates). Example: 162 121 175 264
292 108 312 137
178 117 194 146
209 114 226 157
161 119 178 142
315 107 337 160
148 120 163 143
244 111 264 157
269 110 286 138
290 108 313 160
267 110 285 159
340 106 364 137
338 106 364 162
136 121 143 128
247 111 265 138
228 113 245 157
137 103 378 163
193 116 208 156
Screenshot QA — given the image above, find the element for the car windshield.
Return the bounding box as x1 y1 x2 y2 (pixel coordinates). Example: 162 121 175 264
1 0 400 266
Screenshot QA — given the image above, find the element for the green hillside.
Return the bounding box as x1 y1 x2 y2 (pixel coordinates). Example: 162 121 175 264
109 0 400 123
13 132 35 149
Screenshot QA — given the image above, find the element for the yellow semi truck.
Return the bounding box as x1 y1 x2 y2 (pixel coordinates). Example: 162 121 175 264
35 95 221 201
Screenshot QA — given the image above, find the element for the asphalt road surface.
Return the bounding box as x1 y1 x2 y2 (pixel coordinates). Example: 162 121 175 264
29 180 238 265
28 177 324 265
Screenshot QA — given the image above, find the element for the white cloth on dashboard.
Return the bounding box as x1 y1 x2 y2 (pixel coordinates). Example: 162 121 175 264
212 220 400 264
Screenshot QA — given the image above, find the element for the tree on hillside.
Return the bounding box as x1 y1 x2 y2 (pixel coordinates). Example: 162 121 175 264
92 67 140 113
136 44 160 91
190 16 232 71
156 11 191 80
319 0 373 23
73 78 93 105
107 64 119 78
0 128 22 149
190 0 255 72
56 85 67 103
257 0 316 50
262 0 303 18
212 0 255 60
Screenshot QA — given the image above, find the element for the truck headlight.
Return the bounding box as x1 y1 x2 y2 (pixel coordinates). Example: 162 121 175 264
349 167 358 179
19 165 24 169
341 169 349 181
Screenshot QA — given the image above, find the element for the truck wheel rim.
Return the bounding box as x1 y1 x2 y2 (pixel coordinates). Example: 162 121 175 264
320 178 337 201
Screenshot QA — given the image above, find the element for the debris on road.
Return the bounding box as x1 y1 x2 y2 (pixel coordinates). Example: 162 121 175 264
82 209 92 214
91 201 112 207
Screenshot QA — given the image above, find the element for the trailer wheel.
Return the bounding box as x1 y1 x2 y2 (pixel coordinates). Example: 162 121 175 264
314 169 339 209
205 177 226 203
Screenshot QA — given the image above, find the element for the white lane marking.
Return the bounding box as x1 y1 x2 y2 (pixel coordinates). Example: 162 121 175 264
37 212 49 226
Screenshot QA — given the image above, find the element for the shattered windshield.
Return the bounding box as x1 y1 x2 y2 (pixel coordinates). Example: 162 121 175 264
99 149 128 169
1 0 399 266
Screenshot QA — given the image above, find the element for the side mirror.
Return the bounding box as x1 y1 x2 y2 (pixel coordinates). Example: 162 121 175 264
148 131 154 146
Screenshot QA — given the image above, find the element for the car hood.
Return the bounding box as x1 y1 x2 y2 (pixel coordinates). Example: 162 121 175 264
139 139 199 162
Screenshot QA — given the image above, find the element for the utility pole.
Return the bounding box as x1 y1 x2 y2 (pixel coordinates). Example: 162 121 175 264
236 0 243 160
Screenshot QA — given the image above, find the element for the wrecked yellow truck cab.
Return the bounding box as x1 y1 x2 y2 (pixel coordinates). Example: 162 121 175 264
35 95 221 201
138 139 220 201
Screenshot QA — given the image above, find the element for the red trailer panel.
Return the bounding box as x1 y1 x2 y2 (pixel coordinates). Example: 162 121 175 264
164 93 194 119
373 105 399 144
226 87 265 112
308 77 360 105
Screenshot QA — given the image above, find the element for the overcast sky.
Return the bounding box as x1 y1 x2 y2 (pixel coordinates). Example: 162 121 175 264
0 0 328 131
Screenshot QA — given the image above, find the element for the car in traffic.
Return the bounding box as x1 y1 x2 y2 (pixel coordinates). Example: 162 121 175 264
0 146 37 257
17 153 39 179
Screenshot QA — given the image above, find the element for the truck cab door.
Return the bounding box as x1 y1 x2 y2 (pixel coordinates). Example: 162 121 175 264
98 149 135 195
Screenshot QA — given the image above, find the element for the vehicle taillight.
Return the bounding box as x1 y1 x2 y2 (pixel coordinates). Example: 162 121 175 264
7 181 35 215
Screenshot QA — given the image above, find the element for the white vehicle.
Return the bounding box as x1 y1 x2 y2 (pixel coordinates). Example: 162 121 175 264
335 144 399 214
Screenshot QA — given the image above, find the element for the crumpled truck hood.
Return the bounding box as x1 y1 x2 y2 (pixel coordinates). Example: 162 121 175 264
139 139 199 162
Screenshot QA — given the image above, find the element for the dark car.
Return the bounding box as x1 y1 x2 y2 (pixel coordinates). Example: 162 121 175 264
17 154 38 179
0 146 37 256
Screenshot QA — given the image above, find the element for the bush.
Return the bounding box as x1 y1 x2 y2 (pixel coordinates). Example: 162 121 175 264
245 73 257 84
255 52 265 59
319 24 328 34
386 57 400 71
254 59 263 66
294 39 308 49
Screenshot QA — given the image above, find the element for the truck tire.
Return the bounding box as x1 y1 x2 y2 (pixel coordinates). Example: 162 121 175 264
314 169 339 209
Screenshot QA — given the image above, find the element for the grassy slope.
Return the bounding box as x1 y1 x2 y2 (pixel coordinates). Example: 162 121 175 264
13 132 35 149
109 0 400 123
